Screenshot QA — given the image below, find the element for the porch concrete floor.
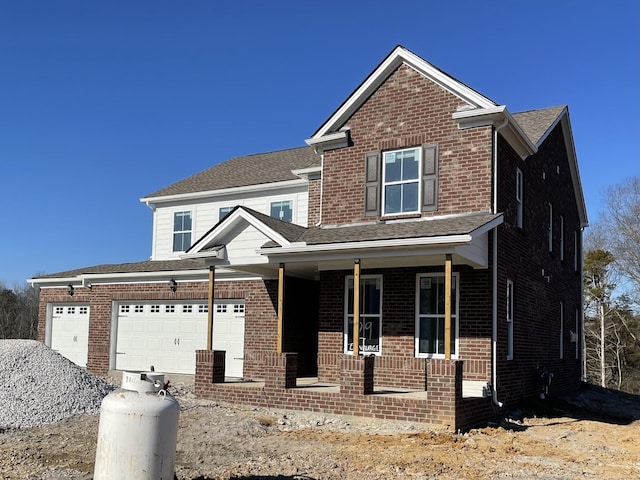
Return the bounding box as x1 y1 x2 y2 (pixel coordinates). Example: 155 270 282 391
220 377 427 399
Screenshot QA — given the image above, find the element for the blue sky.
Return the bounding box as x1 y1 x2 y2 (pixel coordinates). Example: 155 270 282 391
1 1 638 287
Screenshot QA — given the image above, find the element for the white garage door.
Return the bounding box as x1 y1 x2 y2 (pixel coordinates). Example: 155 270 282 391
115 301 208 375
212 302 245 378
115 300 245 376
50 304 90 368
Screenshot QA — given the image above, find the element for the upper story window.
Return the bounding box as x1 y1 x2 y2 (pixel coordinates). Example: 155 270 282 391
270 200 293 223
415 273 458 357
515 168 523 229
548 203 553 252
219 206 233 222
383 147 421 215
173 211 192 252
365 144 438 217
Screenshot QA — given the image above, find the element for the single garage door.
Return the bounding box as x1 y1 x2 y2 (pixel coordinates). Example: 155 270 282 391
114 300 245 376
50 304 90 368
212 302 245 378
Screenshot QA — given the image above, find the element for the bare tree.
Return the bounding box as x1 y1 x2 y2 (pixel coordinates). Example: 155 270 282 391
601 176 640 306
583 249 616 387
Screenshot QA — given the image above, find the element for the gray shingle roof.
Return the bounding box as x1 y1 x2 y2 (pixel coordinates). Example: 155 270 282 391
261 213 501 247
32 259 208 280
512 106 566 145
144 146 321 198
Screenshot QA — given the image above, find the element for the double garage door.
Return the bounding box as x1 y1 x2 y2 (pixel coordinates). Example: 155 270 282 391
49 300 245 377
114 300 245 376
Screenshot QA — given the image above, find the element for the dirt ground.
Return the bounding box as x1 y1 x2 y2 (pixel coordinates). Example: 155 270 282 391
1 383 639 480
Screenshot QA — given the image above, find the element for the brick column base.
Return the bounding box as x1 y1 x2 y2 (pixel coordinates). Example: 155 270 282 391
264 352 298 389
426 359 463 425
340 354 375 395
195 349 226 395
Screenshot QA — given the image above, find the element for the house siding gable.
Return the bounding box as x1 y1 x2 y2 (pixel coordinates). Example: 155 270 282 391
320 63 493 226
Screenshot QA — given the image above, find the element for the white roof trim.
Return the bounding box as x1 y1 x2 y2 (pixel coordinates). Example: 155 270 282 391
453 106 537 159
259 234 471 256
141 178 307 206
559 112 588 227
310 46 496 140
185 207 294 258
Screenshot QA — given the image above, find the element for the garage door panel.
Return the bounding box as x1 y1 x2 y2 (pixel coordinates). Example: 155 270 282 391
115 301 210 375
50 304 90 368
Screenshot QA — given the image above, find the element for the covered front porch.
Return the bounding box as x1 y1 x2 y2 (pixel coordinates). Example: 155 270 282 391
194 349 467 428
184 208 502 429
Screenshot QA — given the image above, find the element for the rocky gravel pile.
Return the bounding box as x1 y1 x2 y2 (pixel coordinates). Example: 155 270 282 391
0 340 115 429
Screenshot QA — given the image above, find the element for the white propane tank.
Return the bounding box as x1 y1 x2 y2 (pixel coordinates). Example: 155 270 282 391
94 371 179 480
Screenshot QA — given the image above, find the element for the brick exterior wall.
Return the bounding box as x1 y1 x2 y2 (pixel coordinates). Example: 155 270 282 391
317 267 492 389
37 278 279 378
495 124 582 406
320 64 493 226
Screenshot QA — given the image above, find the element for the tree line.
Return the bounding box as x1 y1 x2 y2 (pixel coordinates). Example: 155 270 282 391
584 176 640 393
0 281 39 340
1 178 638 394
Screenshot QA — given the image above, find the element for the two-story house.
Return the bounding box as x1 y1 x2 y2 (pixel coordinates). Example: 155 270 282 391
30 46 587 429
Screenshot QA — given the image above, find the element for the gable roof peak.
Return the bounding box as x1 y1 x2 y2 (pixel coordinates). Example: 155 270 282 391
307 46 497 145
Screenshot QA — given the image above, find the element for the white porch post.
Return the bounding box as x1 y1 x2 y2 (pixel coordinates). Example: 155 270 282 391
277 263 285 354
207 266 215 350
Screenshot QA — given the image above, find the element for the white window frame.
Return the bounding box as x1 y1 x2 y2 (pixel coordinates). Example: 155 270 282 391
506 279 514 360
574 231 579 272
269 199 294 223
344 274 383 356
575 308 580 360
559 215 565 261
415 273 460 359
173 210 192 253
548 203 553 252
219 206 233 222
382 146 422 216
515 168 523 229
560 301 564 360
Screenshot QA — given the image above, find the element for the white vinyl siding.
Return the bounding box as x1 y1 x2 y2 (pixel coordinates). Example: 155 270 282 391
150 185 308 260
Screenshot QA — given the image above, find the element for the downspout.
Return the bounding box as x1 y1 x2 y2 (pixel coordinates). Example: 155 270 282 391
492 118 508 408
580 227 586 381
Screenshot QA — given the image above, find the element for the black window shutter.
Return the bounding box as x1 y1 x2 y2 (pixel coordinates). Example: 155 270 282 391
422 144 438 212
364 152 381 217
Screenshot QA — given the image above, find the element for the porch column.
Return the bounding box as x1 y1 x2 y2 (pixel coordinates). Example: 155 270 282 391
206 266 215 350
277 263 285 354
444 254 452 360
353 258 361 356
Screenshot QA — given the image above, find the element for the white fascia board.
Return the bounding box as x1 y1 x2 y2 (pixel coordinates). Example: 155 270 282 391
305 130 350 153
259 234 472 257
29 269 211 288
140 178 307 206
292 165 322 181
560 114 588 227
453 106 537 159
312 46 496 140
187 207 293 256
